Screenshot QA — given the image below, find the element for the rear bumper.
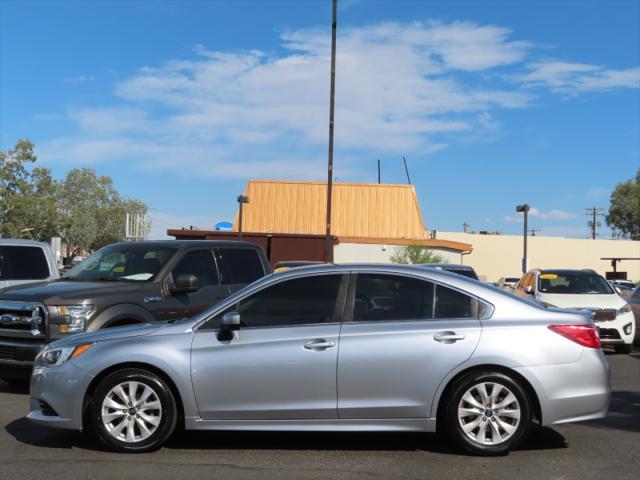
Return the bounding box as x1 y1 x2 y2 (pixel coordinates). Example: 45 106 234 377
515 348 610 426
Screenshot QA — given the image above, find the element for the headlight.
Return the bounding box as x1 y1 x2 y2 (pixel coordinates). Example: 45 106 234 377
618 304 632 315
49 305 95 333
33 343 93 369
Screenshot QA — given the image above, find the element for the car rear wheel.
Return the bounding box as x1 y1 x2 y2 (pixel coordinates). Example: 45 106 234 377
89 368 177 452
442 371 533 456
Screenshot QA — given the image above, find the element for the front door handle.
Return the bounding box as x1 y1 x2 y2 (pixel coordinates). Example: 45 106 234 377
303 339 336 350
433 331 466 343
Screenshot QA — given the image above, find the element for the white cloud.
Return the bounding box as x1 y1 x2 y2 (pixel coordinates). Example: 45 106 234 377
504 207 576 223
40 20 638 180
63 75 95 84
520 61 640 95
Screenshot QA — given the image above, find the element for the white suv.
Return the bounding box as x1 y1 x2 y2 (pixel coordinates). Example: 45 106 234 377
515 269 635 353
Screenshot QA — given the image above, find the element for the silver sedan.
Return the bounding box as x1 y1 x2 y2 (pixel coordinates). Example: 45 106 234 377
28 264 610 455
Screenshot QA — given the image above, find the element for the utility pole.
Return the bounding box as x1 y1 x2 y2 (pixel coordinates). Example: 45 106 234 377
528 228 541 237
377 159 381 184
237 195 250 240
324 0 338 263
462 222 470 233
585 207 604 239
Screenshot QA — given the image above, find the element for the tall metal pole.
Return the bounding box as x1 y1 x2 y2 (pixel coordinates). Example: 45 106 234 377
516 204 530 273
238 202 243 240
324 0 337 263
402 156 412 184
377 159 381 184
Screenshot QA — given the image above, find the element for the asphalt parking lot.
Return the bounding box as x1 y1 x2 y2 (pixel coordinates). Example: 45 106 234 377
0 350 638 480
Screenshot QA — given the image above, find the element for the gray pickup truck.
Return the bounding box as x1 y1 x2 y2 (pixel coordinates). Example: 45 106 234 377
0 240 270 382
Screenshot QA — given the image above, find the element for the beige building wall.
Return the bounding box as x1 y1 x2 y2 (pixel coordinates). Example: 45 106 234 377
333 234 640 283
437 232 640 283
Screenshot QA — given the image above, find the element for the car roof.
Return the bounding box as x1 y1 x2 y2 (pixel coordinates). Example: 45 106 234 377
418 263 476 270
529 269 603 275
0 238 51 247
104 240 261 249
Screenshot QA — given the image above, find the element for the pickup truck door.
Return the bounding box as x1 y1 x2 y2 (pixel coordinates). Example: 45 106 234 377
148 249 230 321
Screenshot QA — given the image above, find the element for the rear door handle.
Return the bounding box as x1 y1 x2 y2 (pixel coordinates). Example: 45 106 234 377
303 339 336 350
433 331 466 343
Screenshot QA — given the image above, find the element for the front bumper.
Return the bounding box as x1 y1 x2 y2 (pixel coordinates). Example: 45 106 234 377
27 361 94 431
0 338 47 379
595 311 635 346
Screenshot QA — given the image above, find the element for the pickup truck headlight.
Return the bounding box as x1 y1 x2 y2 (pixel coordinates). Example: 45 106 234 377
33 343 93 369
49 305 95 333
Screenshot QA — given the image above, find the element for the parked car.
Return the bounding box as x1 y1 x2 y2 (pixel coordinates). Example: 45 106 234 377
0 240 270 382
0 239 59 290
273 260 324 272
610 279 636 290
514 269 635 353
418 263 480 281
610 282 634 299
627 287 640 346
28 264 609 455
498 276 520 290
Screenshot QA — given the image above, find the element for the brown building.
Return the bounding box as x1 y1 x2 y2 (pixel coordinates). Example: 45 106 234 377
169 180 472 265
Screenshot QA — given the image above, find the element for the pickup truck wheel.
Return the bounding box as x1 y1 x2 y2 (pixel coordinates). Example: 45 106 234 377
442 371 532 456
90 368 177 453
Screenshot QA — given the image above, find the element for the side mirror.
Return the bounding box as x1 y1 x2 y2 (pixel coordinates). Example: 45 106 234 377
525 285 534 295
170 274 199 294
218 311 241 341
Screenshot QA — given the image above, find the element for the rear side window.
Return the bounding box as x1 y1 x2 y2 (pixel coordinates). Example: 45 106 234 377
172 250 219 288
217 248 264 285
353 274 476 322
0 246 50 280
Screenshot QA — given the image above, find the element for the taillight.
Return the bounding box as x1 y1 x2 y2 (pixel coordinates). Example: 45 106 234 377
548 324 601 349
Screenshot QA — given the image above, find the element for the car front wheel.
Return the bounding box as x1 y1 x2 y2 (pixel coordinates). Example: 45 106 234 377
89 368 177 452
442 371 533 456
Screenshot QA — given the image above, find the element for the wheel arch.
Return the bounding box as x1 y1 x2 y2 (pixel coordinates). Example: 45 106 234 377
434 364 542 430
82 362 185 431
88 304 155 331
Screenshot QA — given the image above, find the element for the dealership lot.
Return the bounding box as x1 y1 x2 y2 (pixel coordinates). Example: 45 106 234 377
0 350 638 480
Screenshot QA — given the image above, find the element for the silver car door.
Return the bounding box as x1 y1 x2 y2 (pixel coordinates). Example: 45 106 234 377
191 273 347 420
337 273 482 419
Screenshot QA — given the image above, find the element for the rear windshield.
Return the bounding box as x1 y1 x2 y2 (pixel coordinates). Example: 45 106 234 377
0 245 50 280
538 272 614 295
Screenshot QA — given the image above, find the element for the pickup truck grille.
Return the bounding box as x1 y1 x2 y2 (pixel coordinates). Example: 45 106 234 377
0 301 47 337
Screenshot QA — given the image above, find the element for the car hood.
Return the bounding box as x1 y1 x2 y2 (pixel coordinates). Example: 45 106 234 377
538 293 625 310
0 280 142 302
49 322 168 348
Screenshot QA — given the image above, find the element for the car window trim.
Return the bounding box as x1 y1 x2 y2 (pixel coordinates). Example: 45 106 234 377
195 272 348 332
342 271 494 324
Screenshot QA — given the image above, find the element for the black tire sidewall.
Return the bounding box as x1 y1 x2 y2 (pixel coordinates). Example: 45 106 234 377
444 371 532 456
90 368 177 453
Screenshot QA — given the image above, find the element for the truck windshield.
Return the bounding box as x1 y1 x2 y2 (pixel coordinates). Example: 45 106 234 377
538 272 614 295
62 246 176 282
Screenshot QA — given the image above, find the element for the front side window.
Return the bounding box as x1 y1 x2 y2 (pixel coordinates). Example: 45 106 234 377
217 248 264 285
207 274 342 329
353 274 476 322
538 272 614 295
0 246 50 280
172 250 219 288
63 246 175 282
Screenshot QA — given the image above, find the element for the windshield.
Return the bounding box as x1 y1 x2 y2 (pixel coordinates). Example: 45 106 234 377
538 272 614 295
63 245 176 282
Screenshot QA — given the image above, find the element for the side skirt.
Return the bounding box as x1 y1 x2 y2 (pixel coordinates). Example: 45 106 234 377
185 417 436 432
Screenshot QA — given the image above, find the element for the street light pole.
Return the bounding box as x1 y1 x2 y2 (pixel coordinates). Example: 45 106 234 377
516 204 530 273
324 0 337 263
237 195 249 240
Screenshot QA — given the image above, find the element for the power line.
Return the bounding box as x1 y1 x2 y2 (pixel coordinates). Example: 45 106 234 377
585 207 605 239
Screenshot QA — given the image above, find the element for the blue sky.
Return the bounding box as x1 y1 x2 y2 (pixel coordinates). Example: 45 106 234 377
1 0 639 239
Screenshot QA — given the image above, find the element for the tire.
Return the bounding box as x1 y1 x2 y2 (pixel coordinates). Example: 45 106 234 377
89 368 177 453
615 344 633 354
442 371 533 456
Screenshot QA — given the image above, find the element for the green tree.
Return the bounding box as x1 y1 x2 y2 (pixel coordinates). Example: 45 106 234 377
606 168 640 240
389 245 444 264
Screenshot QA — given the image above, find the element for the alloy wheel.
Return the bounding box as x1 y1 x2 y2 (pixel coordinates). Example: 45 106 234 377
457 381 521 446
